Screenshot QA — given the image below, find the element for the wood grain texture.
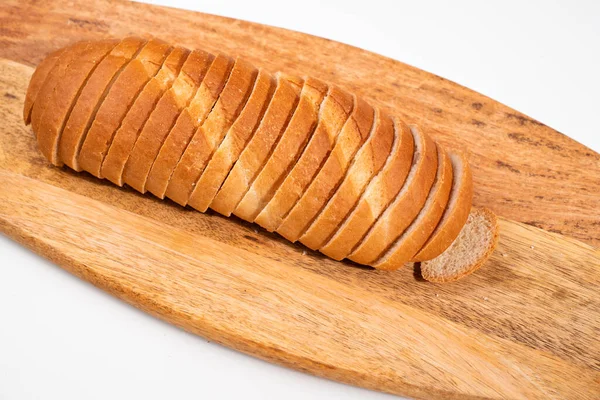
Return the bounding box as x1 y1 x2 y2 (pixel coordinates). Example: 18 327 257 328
1 0 599 247
1 58 600 399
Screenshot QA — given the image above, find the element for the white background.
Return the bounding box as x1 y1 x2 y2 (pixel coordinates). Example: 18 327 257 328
1 1 599 399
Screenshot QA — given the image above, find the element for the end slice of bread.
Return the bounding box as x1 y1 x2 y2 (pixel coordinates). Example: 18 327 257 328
24 48 65 125
34 41 91 165
31 41 86 141
420 207 499 283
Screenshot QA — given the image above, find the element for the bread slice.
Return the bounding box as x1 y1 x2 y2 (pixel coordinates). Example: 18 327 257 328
163 57 257 205
185 70 276 212
147 54 234 200
59 37 146 171
102 50 214 187
349 125 438 265
276 96 374 242
299 108 394 250
230 77 328 220
34 40 118 167
77 39 172 177
319 117 414 260
208 74 302 216
119 47 202 193
30 42 84 136
420 208 499 282
24 48 65 125
412 152 473 261
373 143 453 270
253 86 354 231
31 41 89 153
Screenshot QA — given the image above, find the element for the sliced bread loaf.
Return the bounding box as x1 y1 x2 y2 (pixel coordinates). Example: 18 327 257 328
27 38 498 282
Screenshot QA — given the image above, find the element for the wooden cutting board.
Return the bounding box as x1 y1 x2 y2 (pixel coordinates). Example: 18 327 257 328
1 1 599 399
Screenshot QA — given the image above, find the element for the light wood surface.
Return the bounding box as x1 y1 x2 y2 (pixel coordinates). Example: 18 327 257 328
1 57 599 399
2 0 599 247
